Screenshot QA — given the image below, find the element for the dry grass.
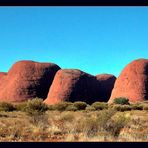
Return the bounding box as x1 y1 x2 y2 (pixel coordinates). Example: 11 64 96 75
0 109 147 142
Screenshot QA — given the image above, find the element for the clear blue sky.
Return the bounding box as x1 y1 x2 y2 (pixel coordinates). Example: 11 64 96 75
0 7 148 77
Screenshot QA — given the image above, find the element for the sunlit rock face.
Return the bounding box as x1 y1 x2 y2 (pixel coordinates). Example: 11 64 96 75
0 60 60 103
108 59 148 103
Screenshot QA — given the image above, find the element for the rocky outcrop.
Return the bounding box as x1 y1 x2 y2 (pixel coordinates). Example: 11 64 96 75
0 60 60 102
108 59 148 103
0 72 6 81
44 69 116 105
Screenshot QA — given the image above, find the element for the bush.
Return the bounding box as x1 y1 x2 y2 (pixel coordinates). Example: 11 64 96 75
23 98 48 116
65 105 78 111
15 102 28 111
91 102 108 110
113 97 129 105
73 101 87 110
85 106 96 111
131 103 143 110
75 117 99 137
60 112 75 122
112 105 132 112
0 102 15 112
107 114 130 137
97 109 117 130
54 102 73 111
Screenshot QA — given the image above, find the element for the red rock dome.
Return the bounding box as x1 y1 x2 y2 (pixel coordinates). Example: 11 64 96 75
108 59 148 103
44 69 116 105
0 60 60 103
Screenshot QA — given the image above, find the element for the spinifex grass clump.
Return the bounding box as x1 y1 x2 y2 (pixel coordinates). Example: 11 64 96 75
53 102 73 111
131 103 143 110
21 98 48 116
113 97 130 105
0 102 15 112
112 105 132 112
91 102 108 110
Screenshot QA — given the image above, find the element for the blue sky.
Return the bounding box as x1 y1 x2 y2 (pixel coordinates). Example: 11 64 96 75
0 7 148 77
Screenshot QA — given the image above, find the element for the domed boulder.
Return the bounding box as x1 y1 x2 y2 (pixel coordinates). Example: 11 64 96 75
44 69 116 105
0 60 60 103
108 58 148 103
44 69 99 105
96 74 116 102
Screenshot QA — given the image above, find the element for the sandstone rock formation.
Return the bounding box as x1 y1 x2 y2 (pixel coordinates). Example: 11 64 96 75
44 69 116 105
96 74 116 102
0 72 6 81
108 58 148 103
0 60 60 103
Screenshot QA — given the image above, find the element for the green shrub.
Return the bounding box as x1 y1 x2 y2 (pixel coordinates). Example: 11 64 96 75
54 102 73 111
0 102 15 112
91 102 108 110
73 101 87 110
113 97 129 105
23 98 48 115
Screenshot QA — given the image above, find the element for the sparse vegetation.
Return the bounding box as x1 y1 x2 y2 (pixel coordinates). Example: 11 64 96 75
0 102 15 112
112 104 132 112
73 101 87 110
91 102 108 110
53 102 73 111
0 99 148 141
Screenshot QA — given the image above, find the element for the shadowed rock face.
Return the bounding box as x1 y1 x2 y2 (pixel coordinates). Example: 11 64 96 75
96 74 116 102
108 59 148 103
44 69 116 105
0 60 60 103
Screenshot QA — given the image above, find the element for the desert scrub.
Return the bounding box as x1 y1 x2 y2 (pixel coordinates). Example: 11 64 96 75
112 105 132 112
53 102 73 111
15 101 28 111
106 113 131 137
73 102 87 110
113 97 129 105
65 105 78 111
131 103 143 110
23 98 48 116
91 102 108 110
60 112 75 122
0 102 15 112
85 105 96 111
97 109 117 131
74 116 98 137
